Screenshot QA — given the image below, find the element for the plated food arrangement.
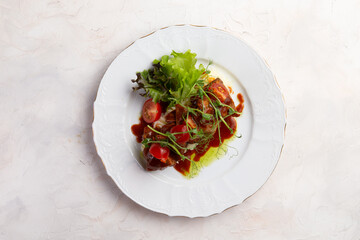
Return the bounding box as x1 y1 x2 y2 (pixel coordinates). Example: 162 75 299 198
131 50 245 178
92 25 286 217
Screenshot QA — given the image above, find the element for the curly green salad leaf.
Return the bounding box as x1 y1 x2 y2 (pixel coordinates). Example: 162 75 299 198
132 50 207 107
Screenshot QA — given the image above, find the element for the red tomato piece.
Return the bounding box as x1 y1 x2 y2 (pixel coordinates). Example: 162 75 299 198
142 99 162 123
170 124 190 144
149 143 170 163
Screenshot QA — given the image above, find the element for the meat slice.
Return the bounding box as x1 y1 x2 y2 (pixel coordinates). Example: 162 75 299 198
142 126 154 140
200 122 216 134
175 104 187 125
205 78 230 102
185 115 197 129
192 97 214 115
165 110 176 123
167 151 181 165
142 125 167 141
205 78 235 115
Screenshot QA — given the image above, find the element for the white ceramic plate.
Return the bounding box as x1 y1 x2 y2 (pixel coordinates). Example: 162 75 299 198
92 25 286 217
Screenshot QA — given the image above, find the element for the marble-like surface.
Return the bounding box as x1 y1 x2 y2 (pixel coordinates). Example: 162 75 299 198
1 0 359 239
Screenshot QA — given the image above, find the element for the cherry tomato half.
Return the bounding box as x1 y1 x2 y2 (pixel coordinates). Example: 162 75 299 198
142 99 162 123
170 124 190 144
149 143 170 163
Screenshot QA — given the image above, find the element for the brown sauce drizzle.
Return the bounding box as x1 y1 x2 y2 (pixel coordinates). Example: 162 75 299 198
131 117 149 143
236 93 244 113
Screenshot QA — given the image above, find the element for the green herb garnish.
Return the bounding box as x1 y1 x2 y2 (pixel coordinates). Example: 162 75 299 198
132 50 242 177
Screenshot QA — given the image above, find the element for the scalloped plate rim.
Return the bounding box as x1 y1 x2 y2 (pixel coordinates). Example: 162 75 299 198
92 25 286 218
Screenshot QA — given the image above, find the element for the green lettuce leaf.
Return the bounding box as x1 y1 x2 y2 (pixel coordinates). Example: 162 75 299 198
132 50 208 108
159 50 205 102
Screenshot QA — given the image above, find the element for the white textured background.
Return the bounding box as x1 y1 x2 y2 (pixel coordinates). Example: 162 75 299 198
1 0 360 239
